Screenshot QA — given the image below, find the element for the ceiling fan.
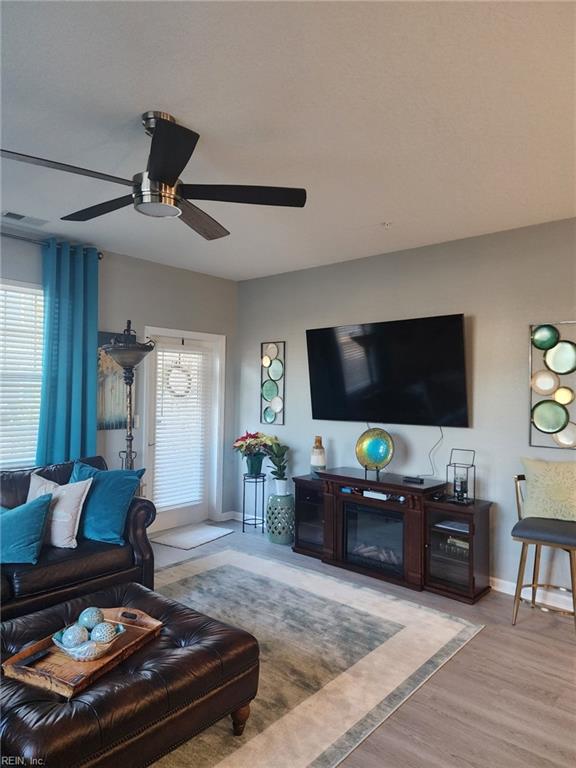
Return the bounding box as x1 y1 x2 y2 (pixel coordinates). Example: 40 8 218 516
0 111 307 240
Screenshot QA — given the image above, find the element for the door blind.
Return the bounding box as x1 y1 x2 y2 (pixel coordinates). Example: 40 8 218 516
152 341 212 509
0 282 44 469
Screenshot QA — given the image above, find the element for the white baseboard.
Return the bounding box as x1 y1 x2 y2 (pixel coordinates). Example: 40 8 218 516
214 511 239 522
223 511 253 523
491 576 573 611
150 509 240 534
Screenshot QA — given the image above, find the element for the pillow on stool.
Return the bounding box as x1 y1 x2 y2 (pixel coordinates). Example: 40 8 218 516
521 458 576 521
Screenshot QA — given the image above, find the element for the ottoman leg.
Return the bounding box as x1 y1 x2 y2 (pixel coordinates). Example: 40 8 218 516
231 704 251 736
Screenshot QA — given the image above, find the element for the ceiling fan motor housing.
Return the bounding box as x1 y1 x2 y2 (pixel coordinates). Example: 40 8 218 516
132 171 182 218
141 111 176 137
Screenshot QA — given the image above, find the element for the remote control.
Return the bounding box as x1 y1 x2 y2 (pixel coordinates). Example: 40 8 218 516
403 475 424 484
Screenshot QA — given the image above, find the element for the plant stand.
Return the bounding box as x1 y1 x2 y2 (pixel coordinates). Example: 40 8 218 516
242 474 266 533
266 493 295 545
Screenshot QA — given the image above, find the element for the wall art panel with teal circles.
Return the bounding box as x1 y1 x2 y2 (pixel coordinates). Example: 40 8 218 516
261 341 285 425
530 321 576 448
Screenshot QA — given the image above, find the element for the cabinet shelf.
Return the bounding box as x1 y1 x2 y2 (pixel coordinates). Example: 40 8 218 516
431 521 470 535
429 551 469 565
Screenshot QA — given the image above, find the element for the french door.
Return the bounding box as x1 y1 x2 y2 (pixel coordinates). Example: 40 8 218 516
145 330 224 524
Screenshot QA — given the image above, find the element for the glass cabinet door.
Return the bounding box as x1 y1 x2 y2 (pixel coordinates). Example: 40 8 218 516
295 484 324 552
427 509 471 593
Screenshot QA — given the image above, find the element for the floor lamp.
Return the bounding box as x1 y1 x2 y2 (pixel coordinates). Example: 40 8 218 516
101 321 155 470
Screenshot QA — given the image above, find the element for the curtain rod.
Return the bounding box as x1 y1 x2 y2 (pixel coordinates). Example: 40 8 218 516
1 230 103 259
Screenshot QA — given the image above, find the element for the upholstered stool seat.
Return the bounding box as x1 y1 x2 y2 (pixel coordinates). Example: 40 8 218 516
512 517 576 548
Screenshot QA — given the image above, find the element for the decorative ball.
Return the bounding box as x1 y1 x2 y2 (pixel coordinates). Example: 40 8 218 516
78 607 104 630
90 622 117 644
61 624 89 648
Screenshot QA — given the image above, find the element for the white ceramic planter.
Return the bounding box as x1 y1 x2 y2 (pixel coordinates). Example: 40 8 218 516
273 478 288 495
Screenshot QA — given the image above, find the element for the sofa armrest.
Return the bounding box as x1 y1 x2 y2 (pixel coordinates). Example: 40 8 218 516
125 497 157 589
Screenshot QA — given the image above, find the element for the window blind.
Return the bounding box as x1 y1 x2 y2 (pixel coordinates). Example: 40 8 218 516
152 341 212 510
0 282 44 469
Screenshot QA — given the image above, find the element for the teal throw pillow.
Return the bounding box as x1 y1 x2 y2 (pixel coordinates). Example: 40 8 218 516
0 494 52 564
71 461 145 545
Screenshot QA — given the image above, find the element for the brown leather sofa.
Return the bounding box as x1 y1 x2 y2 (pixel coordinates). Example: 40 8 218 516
0 457 156 621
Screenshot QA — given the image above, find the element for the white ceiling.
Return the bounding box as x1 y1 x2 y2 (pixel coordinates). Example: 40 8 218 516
1 1 574 281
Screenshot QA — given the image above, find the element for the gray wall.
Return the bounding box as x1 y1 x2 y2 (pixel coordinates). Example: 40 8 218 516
234 219 576 586
0 237 42 283
3 219 575 584
97 251 238 513
0 240 239 514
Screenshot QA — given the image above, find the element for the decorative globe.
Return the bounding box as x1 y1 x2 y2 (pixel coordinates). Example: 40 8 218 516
355 428 394 470
61 624 89 648
78 606 104 631
90 622 117 643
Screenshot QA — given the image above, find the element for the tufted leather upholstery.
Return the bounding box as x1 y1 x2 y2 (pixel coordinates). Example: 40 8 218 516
0 583 260 768
0 458 157 620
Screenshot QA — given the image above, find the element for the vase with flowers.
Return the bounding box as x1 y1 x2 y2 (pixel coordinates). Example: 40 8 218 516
233 431 275 476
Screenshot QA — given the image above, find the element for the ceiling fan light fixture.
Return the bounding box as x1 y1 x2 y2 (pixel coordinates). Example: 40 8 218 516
132 171 182 218
134 198 182 218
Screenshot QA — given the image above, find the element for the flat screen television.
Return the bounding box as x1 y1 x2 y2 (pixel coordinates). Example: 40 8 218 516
306 313 469 427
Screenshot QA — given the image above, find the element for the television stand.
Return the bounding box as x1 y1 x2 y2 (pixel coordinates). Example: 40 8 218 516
293 467 491 604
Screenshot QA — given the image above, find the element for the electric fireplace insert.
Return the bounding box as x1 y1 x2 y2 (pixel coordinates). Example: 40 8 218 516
344 502 404 579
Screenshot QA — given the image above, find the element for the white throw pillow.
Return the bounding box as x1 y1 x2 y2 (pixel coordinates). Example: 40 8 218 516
26 473 93 548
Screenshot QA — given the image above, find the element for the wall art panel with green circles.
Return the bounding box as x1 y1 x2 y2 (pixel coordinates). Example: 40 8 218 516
261 341 286 425
530 321 576 449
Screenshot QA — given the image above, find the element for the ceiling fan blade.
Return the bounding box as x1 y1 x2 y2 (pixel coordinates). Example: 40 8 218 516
61 195 133 221
1 149 133 186
179 184 306 207
147 119 199 186
179 199 230 240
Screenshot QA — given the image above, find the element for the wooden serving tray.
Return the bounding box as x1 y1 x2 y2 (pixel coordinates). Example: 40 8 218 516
2 607 162 698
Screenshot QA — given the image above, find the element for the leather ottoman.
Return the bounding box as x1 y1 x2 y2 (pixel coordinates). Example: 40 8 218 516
0 582 259 767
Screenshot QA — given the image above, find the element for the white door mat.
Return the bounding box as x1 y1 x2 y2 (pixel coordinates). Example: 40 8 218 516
151 524 233 550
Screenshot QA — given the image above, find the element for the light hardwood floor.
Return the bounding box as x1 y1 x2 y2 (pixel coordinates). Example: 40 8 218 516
153 523 576 768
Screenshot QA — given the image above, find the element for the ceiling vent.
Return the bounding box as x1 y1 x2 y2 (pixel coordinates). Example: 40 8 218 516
1 211 49 228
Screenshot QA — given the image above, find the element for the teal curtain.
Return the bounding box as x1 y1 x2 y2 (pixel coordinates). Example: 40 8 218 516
36 239 99 465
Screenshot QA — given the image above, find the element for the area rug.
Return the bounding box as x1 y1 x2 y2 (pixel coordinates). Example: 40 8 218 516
154 550 482 768
151 523 233 549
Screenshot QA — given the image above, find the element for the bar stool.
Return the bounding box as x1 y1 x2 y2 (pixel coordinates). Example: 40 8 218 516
512 474 576 632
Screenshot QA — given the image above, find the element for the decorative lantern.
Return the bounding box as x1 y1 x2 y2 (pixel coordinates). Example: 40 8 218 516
446 449 476 505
